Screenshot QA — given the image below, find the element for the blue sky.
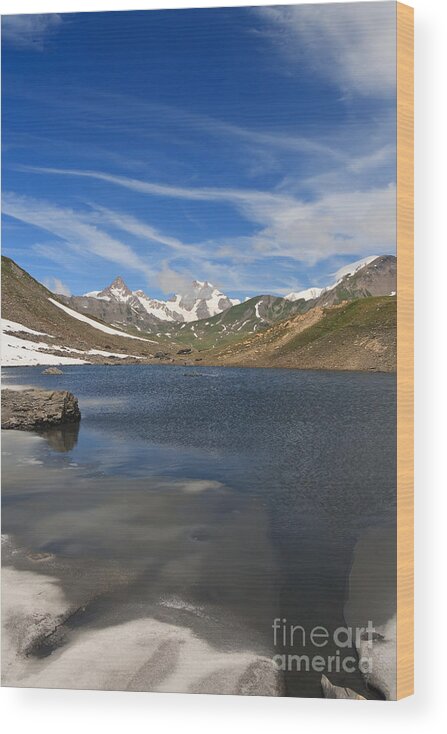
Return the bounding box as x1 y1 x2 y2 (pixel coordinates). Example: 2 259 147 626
2 3 396 299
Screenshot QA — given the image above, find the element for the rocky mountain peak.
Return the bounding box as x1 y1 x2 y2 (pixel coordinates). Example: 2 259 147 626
76 274 239 325
98 276 133 301
110 276 128 288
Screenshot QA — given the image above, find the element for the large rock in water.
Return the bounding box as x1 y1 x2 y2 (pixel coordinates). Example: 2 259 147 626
1 389 81 430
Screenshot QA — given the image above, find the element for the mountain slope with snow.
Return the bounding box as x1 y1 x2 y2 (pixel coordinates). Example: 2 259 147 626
2 253 397 365
166 280 240 322
285 255 396 308
169 295 308 349
285 287 324 302
1 257 165 366
66 277 239 331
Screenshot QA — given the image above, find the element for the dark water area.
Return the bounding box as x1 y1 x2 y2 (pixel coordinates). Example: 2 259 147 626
1 365 396 697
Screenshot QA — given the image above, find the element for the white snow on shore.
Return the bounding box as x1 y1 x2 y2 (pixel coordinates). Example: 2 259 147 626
48 298 154 341
1 566 280 694
1 332 88 367
1 318 146 366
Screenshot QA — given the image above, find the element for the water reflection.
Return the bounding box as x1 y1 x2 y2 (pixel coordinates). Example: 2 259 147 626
1 450 280 660
38 422 80 453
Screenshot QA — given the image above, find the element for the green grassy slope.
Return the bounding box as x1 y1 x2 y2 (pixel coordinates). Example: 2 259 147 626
205 296 397 372
168 295 307 349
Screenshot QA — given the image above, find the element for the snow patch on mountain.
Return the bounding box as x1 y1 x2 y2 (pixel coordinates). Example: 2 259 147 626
134 291 179 322
333 255 378 284
285 256 379 303
285 287 325 302
48 298 155 341
2 319 54 338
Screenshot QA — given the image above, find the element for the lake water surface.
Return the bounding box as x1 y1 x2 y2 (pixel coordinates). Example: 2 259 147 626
1 365 396 697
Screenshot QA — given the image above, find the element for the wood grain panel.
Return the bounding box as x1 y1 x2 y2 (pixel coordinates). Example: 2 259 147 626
396 1 414 701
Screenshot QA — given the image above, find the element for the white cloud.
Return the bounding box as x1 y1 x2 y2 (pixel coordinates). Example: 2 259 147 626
2 192 154 282
1 14 63 50
17 88 342 162
26 166 285 211
89 204 202 259
165 106 343 160
33 243 85 272
157 266 194 295
25 166 395 264
43 277 71 296
256 3 396 97
250 185 396 264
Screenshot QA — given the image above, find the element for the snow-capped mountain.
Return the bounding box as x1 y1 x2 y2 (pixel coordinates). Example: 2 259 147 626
332 255 378 284
2 255 397 370
165 280 240 322
285 287 325 302
78 276 240 325
285 255 395 304
63 257 395 339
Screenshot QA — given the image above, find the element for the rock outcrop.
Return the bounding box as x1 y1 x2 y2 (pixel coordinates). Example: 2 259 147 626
42 367 63 375
1 389 81 430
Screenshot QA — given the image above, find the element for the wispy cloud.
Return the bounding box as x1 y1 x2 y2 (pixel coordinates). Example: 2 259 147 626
5 83 344 168
2 6 398 300
21 166 395 265
138 100 344 161
248 185 396 265
89 204 202 259
255 3 396 97
2 192 154 282
1 14 63 50
156 265 196 295
22 165 289 210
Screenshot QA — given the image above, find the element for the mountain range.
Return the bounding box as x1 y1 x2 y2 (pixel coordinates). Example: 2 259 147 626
63 277 239 333
1 254 397 371
60 254 396 341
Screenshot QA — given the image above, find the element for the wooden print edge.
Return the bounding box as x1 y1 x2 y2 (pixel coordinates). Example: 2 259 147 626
396 0 414 701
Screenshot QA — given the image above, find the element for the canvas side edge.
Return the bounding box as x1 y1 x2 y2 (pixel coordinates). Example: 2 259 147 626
396 0 414 701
